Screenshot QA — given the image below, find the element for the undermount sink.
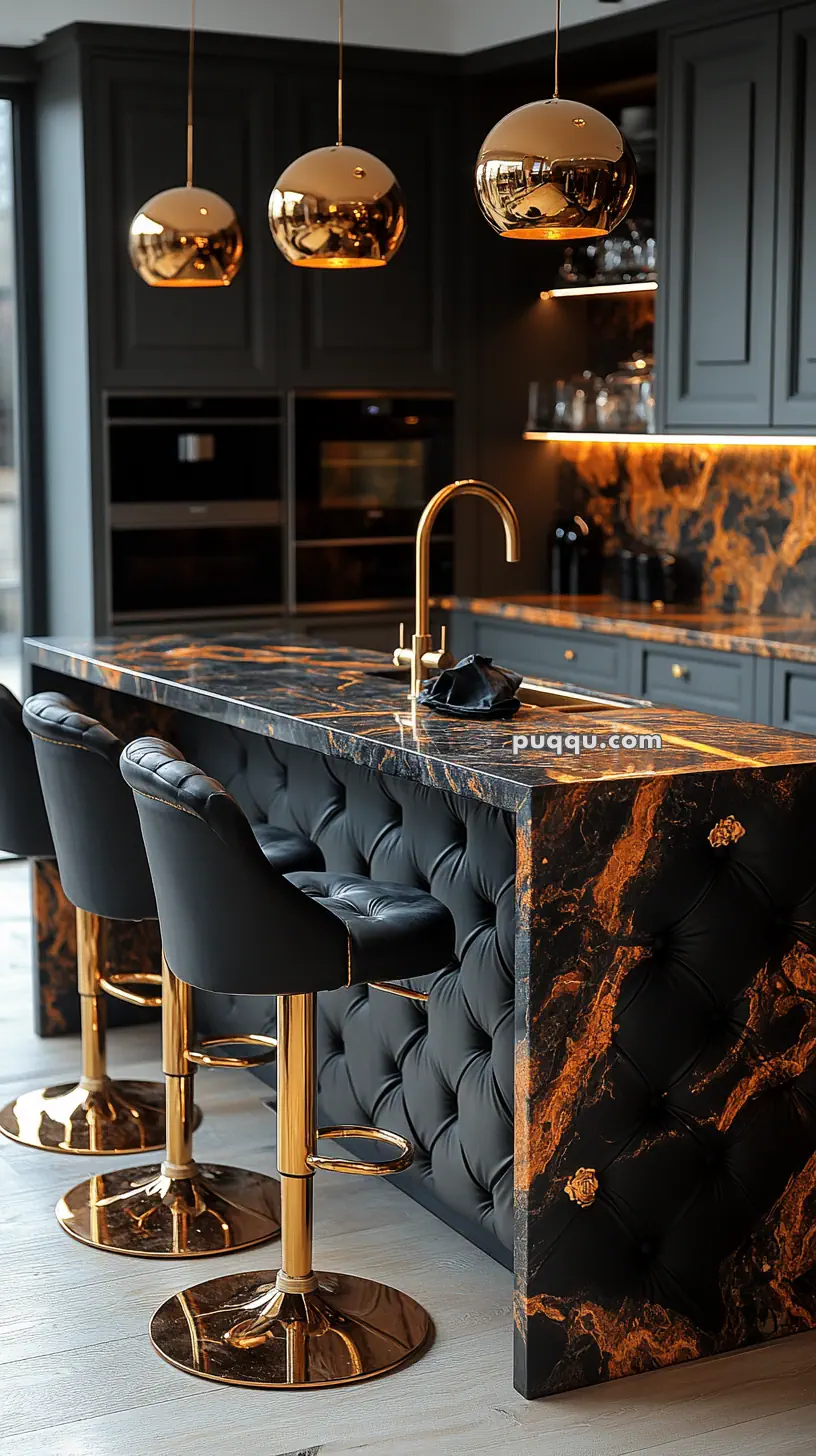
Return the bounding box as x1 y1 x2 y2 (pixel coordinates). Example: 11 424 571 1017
516 682 626 712
364 667 412 683
364 668 633 714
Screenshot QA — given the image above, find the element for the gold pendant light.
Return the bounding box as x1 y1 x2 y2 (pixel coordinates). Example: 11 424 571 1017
129 0 243 287
474 0 636 241
268 0 407 269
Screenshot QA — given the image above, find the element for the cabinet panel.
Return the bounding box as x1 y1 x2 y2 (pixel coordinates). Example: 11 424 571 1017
663 16 779 428
89 53 279 389
282 75 454 389
771 658 816 733
472 620 628 693
774 3 816 427
641 645 755 720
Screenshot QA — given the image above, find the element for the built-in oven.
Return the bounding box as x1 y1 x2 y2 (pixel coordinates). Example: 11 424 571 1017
290 392 455 610
106 394 284 622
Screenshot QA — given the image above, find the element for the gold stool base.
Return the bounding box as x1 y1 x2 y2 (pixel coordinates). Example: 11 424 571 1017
150 1269 433 1387
0 1079 172 1154
57 1163 281 1257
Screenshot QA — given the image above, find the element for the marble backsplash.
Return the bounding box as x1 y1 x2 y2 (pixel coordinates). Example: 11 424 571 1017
556 440 816 617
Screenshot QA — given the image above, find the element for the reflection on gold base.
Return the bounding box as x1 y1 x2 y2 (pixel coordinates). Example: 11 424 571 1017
57 1163 281 1257
150 1269 433 1387
0 1079 172 1154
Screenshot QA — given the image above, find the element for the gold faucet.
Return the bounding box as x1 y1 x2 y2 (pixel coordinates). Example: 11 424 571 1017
394 479 521 698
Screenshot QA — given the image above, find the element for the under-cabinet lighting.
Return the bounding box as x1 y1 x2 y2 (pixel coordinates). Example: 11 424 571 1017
540 281 658 300
523 431 816 446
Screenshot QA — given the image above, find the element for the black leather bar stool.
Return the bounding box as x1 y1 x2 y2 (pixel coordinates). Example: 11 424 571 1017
0 691 168 1154
19 694 322 1258
121 737 457 1388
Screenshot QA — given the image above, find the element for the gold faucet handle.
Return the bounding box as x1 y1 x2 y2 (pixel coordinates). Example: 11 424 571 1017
421 628 455 677
393 621 413 669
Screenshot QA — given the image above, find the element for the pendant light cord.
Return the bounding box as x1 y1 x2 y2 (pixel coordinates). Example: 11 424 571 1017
337 0 344 146
186 0 196 187
553 0 561 98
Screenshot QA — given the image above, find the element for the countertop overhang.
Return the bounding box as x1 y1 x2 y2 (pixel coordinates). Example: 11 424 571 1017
25 631 816 811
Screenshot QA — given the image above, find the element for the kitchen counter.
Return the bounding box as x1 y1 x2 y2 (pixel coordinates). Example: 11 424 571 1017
23 630 816 810
442 593 816 663
23 630 816 1401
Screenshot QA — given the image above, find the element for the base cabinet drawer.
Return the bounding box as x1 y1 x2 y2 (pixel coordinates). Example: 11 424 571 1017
771 659 816 732
471 620 628 692
640 645 755 719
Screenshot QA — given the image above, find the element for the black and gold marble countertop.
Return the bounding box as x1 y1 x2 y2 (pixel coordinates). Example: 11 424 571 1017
442 594 816 663
24 631 816 812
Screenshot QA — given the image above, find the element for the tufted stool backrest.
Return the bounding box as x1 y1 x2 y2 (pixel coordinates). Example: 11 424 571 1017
121 736 350 994
23 692 156 921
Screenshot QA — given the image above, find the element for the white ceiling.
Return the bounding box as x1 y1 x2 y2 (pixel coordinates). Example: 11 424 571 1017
5 0 660 54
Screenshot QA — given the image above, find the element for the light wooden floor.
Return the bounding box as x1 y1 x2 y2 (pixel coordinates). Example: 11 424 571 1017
1 861 816 1455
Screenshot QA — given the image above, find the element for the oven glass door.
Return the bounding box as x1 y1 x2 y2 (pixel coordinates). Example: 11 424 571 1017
294 395 454 542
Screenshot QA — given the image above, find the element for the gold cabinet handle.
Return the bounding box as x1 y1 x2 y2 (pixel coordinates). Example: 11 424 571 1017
564 648 576 662
671 663 689 680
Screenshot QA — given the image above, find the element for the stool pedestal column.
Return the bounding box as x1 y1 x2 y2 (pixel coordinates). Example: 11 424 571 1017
149 990 433 1388
56 958 281 1256
0 909 166 1154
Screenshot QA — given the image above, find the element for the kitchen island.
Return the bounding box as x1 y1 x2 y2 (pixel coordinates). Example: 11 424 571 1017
24 630 816 1399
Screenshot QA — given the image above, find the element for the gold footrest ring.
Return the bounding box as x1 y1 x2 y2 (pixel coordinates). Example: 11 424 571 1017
99 972 163 1009
307 1125 413 1176
186 1034 277 1070
369 982 430 1003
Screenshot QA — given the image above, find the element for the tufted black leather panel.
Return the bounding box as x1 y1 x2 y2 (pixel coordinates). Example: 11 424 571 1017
0 686 53 859
176 714 516 1265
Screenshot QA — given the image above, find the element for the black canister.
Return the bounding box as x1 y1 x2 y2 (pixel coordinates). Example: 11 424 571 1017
549 514 603 596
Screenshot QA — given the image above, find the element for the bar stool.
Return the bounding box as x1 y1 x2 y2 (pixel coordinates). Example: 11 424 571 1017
0 691 169 1153
121 737 457 1387
19 698 323 1257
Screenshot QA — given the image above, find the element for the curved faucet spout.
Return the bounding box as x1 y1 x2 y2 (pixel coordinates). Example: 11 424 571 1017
415 479 521 639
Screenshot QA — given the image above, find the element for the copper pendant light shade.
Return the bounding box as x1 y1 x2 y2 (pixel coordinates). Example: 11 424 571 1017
474 0 636 241
268 1 407 269
129 1 243 287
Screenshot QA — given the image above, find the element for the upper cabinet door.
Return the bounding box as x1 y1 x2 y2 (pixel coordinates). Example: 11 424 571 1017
774 3 816 428
280 69 455 390
663 16 779 430
89 52 279 390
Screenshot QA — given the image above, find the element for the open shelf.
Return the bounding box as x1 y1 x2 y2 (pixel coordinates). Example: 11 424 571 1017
540 281 658 301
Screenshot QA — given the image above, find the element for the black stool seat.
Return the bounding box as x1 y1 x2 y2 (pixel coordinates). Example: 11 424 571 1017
122 737 453 996
0 685 54 858
287 870 456 986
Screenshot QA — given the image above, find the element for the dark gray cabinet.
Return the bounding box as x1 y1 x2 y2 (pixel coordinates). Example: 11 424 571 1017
636 643 756 720
771 657 816 731
449 611 630 694
89 50 280 390
281 73 455 389
663 15 779 429
774 3 816 426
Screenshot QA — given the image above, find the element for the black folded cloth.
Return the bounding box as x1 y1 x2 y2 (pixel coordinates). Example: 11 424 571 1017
417 654 523 719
